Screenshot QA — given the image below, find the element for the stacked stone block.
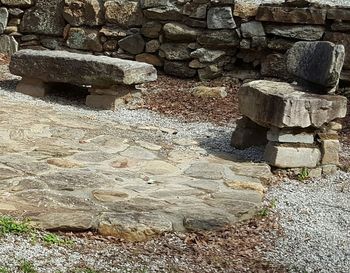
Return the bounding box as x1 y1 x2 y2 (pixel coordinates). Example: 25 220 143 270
0 0 349 90
232 41 348 172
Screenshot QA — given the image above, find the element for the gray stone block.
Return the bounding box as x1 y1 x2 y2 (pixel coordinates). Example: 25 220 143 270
264 142 321 168
267 128 314 144
287 41 345 90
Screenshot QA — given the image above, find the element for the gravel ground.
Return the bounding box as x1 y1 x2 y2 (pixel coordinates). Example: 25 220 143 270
266 172 350 273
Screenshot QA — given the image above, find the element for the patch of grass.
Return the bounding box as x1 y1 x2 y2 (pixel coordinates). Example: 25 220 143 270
297 167 310 181
0 216 32 235
42 232 74 246
19 261 37 273
257 198 278 218
0 267 10 273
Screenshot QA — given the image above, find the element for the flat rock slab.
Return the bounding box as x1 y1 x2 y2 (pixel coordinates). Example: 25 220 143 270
239 80 347 128
9 49 157 87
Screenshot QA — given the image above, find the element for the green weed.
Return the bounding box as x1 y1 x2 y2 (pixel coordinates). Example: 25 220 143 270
19 261 37 273
297 167 310 181
0 216 32 235
42 232 73 246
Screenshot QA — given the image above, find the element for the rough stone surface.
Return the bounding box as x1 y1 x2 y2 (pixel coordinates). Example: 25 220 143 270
0 7 8 34
197 30 240 48
66 27 103 52
143 6 183 21
327 8 350 20
231 116 268 149
287 41 345 89
118 34 145 55
267 128 315 144
63 0 105 27
163 22 199 42
1 0 34 7
20 0 65 36
190 48 226 63
160 43 191 61
261 53 290 80
256 6 327 25
141 21 162 38
238 80 348 128
264 24 325 41
10 49 157 86
207 7 236 29
16 77 51 97
241 21 265 38
321 139 340 165
264 142 321 168
104 0 143 27
324 32 350 70
163 60 196 78
0 35 18 55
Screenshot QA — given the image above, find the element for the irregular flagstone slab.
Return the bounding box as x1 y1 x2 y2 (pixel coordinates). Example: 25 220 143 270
287 41 345 89
10 49 157 87
184 162 236 180
32 211 98 231
239 80 347 128
98 212 173 242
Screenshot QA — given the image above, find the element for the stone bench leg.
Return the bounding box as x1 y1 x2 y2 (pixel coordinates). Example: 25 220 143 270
86 85 140 110
16 77 51 97
231 116 268 149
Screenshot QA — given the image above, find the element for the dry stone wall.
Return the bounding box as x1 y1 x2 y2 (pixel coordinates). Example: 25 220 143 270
1 0 350 87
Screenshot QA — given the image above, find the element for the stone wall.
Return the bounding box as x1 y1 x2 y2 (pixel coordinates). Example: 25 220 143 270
1 0 350 86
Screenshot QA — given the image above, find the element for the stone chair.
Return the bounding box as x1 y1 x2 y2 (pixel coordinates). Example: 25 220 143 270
232 41 348 171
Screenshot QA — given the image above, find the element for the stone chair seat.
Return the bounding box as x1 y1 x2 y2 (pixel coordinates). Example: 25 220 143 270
239 80 347 129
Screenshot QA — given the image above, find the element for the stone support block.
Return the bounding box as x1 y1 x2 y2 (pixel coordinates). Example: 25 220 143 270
16 77 51 97
267 128 314 144
231 116 268 149
86 94 120 110
86 85 139 110
264 142 321 168
320 139 340 165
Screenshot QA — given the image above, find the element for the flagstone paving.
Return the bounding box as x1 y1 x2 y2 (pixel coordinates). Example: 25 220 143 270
0 94 272 241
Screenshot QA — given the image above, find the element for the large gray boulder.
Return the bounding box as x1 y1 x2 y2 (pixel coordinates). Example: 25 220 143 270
238 80 347 128
287 41 345 89
10 50 157 87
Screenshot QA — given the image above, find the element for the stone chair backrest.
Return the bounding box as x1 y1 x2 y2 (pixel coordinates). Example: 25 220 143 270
286 41 345 93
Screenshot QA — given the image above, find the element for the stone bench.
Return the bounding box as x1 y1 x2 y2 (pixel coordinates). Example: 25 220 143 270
9 49 157 110
232 41 348 171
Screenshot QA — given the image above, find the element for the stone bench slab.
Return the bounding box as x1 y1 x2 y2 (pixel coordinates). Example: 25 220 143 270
9 49 157 87
239 80 347 128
